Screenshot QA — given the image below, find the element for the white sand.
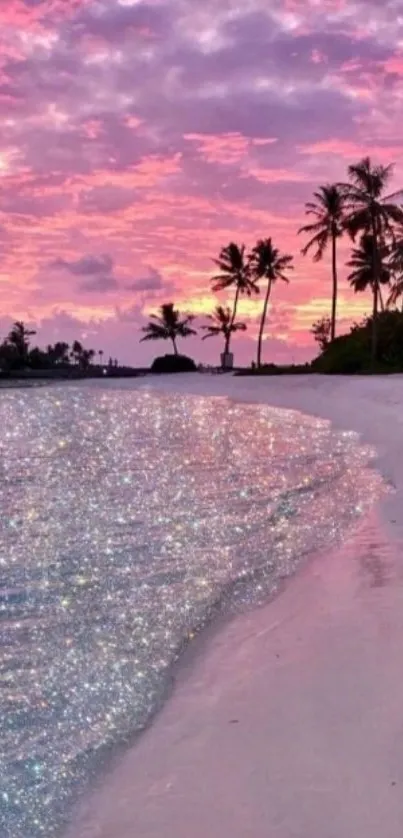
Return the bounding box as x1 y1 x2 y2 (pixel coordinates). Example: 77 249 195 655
68 374 403 838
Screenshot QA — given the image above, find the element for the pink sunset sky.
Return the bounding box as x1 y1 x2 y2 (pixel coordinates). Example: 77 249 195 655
1 0 403 365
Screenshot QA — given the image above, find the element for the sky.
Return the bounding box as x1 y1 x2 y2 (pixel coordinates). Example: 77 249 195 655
1 0 403 366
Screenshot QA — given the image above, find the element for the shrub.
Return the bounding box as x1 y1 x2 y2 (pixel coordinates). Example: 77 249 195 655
312 338 369 374
151 354 197 373
313 310 403 374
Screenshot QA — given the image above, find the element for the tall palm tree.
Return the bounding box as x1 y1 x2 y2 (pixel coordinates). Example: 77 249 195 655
339 157 403 361
140 303 196 355
250 238 293 368
346 233 390 313
212 243 258 357
8 321 36 366
298 184 345 342
201 306 247 358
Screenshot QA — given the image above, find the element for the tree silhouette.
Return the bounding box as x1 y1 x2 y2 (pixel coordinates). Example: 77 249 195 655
140 303 196 355
46 342 70 365
212 243 258 356
388 270 403 310
311 317 332 352
81 349 95 370
70 340 95 370
250 238 293 367
71 340 83 366
347 233 390 312
201 305 246 358
8 321 36 366
385 224 403 309
299 184 345 342
339 157 403 361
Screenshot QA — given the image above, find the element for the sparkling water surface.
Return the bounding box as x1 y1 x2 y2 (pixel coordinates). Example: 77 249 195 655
0 383 382 838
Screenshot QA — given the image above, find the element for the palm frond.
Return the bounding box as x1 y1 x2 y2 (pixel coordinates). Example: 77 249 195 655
301 230 328 260
211 242 257 297
388 276 403 306
250 238 293 282
139 303 197 347
201 327 221 340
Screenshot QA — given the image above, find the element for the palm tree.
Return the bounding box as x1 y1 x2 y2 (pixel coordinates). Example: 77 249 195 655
346 233 390 312
339 157 403 361
80 348 95 371
8 321 36 366
212 243 258 357
249 238 293 367
71 340 83 366
140 303 196 355
298 185 345 342
70 340 95 370
201 306 247 358
46 341 70 365
386 224 403 309
98 349 104 366
388 272 403 310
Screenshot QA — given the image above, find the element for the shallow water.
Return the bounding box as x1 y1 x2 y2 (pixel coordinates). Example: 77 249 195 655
0 384 382 838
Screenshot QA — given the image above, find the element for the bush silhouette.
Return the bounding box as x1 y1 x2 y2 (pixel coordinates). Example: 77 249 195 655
151 354 197 373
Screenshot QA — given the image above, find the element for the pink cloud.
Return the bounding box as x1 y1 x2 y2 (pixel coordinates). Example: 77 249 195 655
184 133 276 165
298 139 403 163
243 167 310 184
383 55 403 76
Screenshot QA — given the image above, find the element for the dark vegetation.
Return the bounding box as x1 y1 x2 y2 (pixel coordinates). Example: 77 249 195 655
150 354 197 373
0 322 140 378
312 310 403 374
237 311 403 376
236 363 311 376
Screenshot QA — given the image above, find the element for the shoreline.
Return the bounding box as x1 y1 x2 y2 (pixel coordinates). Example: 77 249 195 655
65 374 403 838
67 509 403 838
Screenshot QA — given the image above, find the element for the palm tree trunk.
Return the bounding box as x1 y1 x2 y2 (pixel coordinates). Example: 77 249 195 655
172 337 178 355
379 286 385 313
257 278 272 368
331 232 337 342
370 213 379 365
372 282 378 345
228 284 241 355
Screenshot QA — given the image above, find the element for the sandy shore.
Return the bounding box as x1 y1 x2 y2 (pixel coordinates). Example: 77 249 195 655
67 374 403 838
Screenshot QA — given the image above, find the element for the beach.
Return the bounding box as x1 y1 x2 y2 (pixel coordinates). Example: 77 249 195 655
64 373 403 838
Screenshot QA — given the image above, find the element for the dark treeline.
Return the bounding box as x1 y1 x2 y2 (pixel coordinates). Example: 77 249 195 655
140 156 403 371
0 321 117 374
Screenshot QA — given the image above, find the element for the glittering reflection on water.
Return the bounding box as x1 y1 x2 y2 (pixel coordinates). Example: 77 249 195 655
0 386 383 838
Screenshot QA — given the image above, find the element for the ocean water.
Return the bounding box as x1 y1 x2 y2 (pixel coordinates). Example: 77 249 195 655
0 383 382 838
